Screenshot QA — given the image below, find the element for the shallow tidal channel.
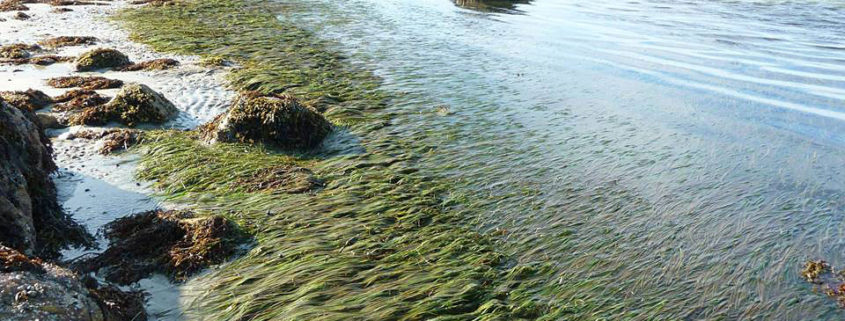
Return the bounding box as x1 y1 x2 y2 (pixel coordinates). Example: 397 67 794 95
274 0 845 319
80 0 845 319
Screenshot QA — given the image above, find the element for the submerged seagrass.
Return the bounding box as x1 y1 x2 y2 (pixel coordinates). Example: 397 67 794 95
117 0 557 319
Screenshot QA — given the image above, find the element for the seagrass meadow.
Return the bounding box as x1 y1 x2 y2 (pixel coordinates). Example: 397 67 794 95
114 0 568 319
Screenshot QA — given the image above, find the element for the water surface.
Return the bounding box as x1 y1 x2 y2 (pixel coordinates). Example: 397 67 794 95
282 0 845 318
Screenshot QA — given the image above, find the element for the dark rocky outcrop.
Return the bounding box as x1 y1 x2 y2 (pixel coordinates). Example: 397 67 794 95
0 89 52 111
200 91 332 150
73 210 244 285
0 246 147 321
68 83 178 127
74 48 130 72
0 99 91 257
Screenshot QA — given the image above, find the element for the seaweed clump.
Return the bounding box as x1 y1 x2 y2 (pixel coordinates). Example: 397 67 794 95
74 48 131 71
0 89 52 111
69 83 177 126
0 0 27 12
47 76 124 90
52 89 110 112
200 91 332 150
38 36 97 48
70 128 143 154
87 285 148 321
801 260 845 307
237 165 323 193
0 43 39 59
117 58 179 71
74 209 245 285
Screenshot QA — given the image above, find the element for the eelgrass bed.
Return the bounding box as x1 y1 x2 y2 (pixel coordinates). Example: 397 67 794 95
116 0 563 319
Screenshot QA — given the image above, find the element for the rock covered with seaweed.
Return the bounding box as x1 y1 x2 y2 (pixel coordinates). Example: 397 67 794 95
68 83 178 126
0 98 91 257
74 48 130 72
200 91 332 149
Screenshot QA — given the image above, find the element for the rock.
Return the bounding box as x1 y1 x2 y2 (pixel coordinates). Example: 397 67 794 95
73 210 244 285
68 83 177 127
0 43 39 59
0 246 147 321
201 91 332 150
0 89 52 111
0 246 103 321
74 48 130 72
12 11 29 20
0 99 91 257
35 113 64 129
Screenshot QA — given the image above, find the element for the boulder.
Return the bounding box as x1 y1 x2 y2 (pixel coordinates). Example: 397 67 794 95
0 99 91 257
201 92 332 150
74 48 130 72
0 246 147 321
0 89 52 111
68 83 178 127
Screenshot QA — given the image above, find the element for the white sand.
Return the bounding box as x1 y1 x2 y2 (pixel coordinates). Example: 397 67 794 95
1 2 235 320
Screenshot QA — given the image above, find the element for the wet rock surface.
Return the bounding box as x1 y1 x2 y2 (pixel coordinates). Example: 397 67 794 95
69 83 177 126
73 209 245 285
0 99 91 257
201 91 332 149
74 48 130 72
0 246 103 321
0 246 147 321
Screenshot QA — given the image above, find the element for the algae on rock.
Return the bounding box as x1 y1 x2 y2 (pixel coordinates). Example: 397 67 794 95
0 89 52 111
201 91 332 150
69 83 177 126
74 48 131 71
0 99 92 258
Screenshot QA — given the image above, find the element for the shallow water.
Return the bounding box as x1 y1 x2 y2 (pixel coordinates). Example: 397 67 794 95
279 0 845 319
